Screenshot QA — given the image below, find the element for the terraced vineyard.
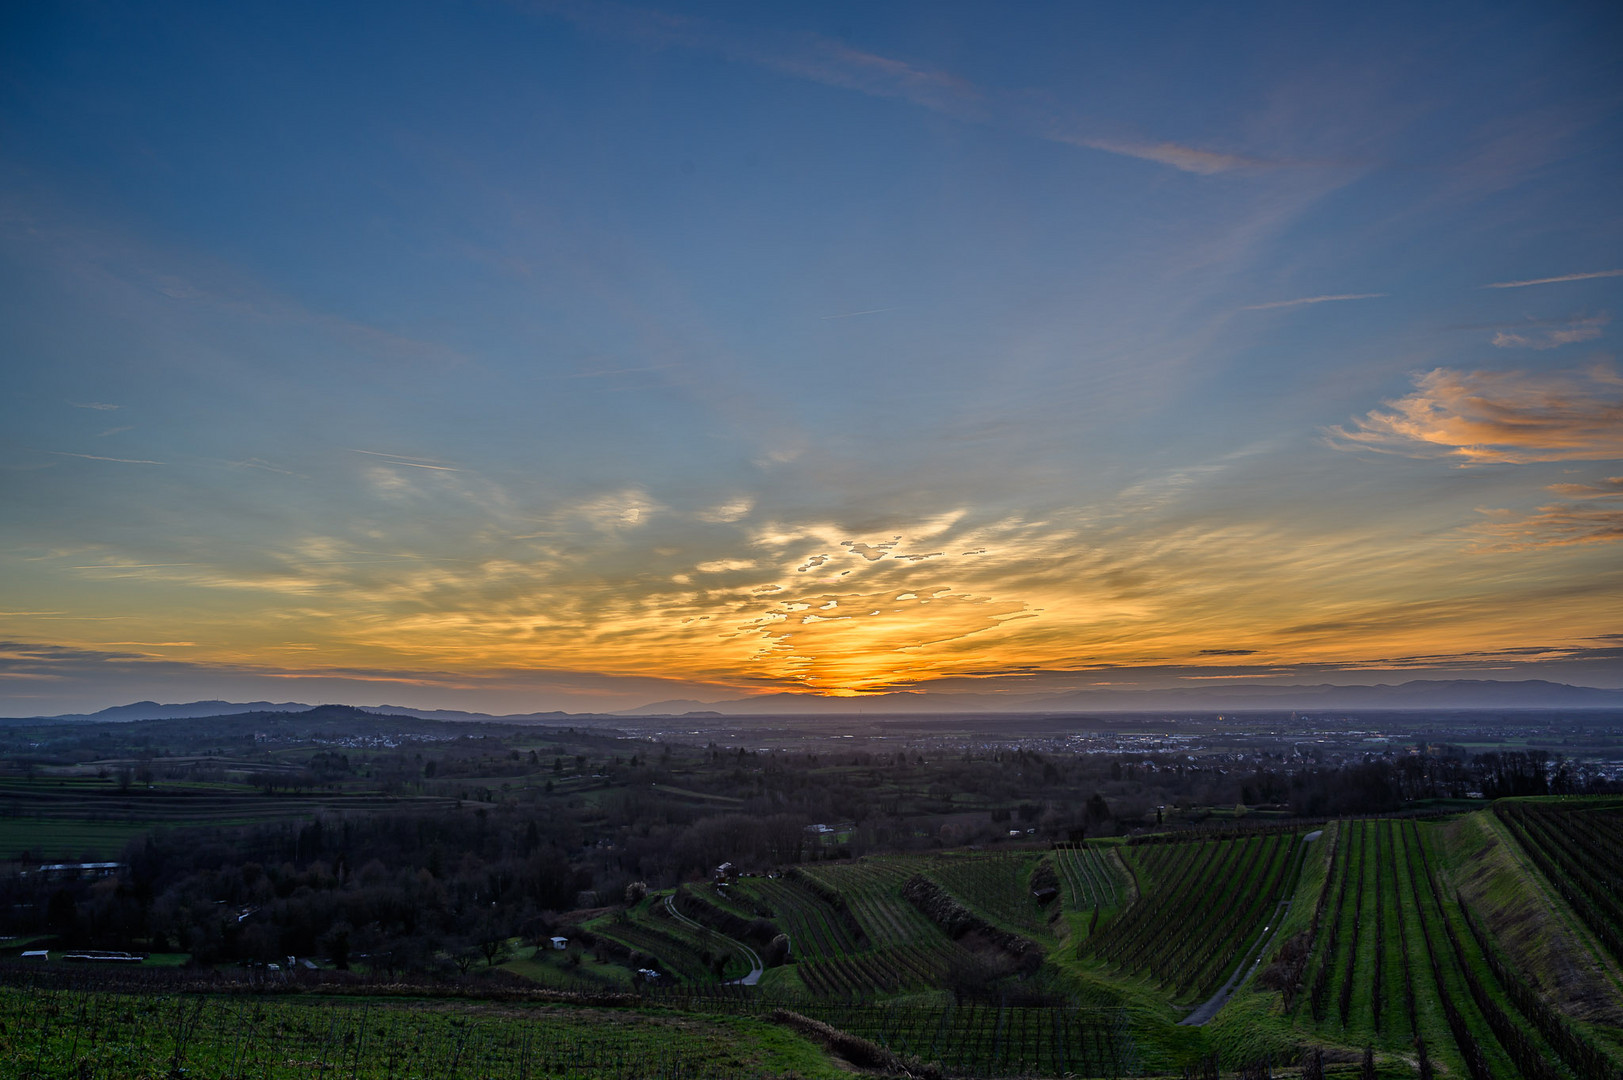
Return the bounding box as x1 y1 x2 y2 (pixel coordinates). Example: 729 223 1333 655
729 874 864 961
593 902 754 983
608 860 977 997
925 851 1051 937
1087 831 1303 1003
793 860 971 996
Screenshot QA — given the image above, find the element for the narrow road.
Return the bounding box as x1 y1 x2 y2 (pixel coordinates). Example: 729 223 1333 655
1179 829 1322 1026
664 893 764 985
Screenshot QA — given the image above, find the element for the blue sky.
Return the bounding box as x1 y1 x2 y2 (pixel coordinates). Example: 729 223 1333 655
2 0 1620 713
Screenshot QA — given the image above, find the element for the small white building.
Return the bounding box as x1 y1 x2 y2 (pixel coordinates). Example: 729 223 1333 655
549 936 569 950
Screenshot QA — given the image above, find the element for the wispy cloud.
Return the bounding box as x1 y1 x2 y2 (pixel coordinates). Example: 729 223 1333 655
555 363 679 378
1066 139 1269 175
69 401 120 411
1473 501 1623 550
1490 313 1608 350
1243 292 1386 311
1473 474 1623 550
694 558 756 573
565 488 663 531
231 458 303 477
537 0 1269 175
1483 268 1623 289
1547 476 1623 498
1328 366 1623 464
696 497 754 523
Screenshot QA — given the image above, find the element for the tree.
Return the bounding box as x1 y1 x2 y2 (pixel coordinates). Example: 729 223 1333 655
322 924 351 970
46 888 79 940
451 945 481 974
476 913 513 968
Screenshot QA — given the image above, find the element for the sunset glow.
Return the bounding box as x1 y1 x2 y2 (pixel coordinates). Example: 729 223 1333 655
2 2 1620 714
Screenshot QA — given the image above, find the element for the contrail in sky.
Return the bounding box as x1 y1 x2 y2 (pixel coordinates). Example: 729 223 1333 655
1243 293 1385 311
1482 269 1623 289
821 307 896 320
347 448 460 470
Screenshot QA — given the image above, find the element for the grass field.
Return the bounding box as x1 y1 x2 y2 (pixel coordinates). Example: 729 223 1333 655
0 817 156 859
0 777 462 859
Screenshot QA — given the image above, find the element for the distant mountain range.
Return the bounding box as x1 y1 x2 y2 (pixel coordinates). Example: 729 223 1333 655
6 678 1621 724
6 699 599 725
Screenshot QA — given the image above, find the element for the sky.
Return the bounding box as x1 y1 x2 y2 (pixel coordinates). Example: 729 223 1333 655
2 0 1621 715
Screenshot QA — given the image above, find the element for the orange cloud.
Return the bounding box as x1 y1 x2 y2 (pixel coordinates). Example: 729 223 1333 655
1546 476 1623 497
1471 475 1623 550
1473 502 1623 550
1328 366 1623 464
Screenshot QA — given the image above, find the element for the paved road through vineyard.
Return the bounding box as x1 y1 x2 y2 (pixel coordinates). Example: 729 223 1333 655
1180 830 1323 1026
665 893 765 985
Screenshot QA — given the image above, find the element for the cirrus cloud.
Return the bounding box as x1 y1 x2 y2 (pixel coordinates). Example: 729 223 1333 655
1491 313 1608 350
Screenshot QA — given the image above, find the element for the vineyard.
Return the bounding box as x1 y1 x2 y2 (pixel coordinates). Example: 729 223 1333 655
9 801 1623 1077
569 809 1623 1077
794 999 1137 1078
924 852 1052 937
643 986 1139 1078
729 874 864 961
1087 832 1303 1003
1494 800 1623 967
1053 844 1129 912
790 860 971 996
0 986 846 1079
590 901 755 983
1287 817 1622 1080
